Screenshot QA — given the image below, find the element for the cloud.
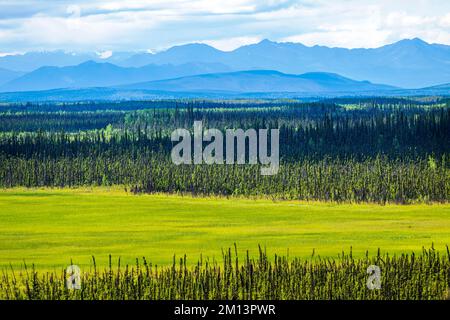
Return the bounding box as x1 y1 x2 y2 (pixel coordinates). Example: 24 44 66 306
96 50 112 59
0 0 448 52
278 0 450 48
200 36 262 51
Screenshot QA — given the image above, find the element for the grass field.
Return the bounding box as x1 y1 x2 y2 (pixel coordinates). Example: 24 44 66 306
0 188 449 271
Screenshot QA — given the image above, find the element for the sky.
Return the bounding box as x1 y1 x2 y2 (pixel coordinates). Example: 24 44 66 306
0 0 449 54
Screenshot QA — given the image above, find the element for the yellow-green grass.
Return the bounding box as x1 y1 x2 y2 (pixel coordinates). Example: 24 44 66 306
0 188 449 271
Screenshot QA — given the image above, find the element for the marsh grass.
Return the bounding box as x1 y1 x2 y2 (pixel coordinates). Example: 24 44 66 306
1 246 449 300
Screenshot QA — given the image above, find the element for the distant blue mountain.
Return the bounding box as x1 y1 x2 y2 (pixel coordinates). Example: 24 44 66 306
120 70 397 93
0 61 231 92
0 81 447 103
118 38 450 88
0 67 23 86
0 38 448 89
0 51 100 72
120 44 225 67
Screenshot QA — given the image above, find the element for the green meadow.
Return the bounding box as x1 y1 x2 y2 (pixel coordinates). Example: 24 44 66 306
0 188 449 271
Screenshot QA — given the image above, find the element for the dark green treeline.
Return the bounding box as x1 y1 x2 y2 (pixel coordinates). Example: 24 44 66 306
0 98 449 203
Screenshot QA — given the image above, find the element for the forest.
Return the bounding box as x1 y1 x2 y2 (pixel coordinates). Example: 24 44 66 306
0 97 449 203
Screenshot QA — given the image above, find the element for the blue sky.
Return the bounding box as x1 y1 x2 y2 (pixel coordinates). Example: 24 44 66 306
0 0 449 54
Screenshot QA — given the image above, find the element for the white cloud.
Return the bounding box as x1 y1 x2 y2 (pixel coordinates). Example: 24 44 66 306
441 13 450 28
279 2 450 48
96 50 113 59
0 51 22 57
282 31 391 49
0 0 449 52
200 36 262 51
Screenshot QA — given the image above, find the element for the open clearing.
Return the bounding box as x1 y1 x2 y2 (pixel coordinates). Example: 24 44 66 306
0 188 449 270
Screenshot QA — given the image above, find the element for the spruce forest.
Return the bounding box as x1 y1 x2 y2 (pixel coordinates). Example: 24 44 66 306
0 97 448 203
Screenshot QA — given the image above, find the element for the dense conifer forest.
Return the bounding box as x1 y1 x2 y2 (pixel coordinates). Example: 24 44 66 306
0 98 448 203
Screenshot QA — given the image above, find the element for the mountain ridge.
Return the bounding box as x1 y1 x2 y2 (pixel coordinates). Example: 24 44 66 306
0 38 448 89
113 38 450 88
0 61 231 92
0 67 23 86
0 80 447 102
118 69 398 93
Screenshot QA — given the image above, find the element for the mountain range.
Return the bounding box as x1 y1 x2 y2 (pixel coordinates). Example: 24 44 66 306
120 70 396 93
115 38 450 88
0 67 23 86
0 61 231 92
1 82 448 103
0 38 448 97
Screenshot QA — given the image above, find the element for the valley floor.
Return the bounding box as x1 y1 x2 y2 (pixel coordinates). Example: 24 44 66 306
0 187 449 271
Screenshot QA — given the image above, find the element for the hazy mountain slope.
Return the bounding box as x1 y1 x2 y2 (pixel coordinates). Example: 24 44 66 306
0 51 99 72
121 70 397 93
0 38 448 88
119 38 450 88
0 81 447 102
119 43 226 67
0 61 231 92
222 39 450 88
0 68 23 86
